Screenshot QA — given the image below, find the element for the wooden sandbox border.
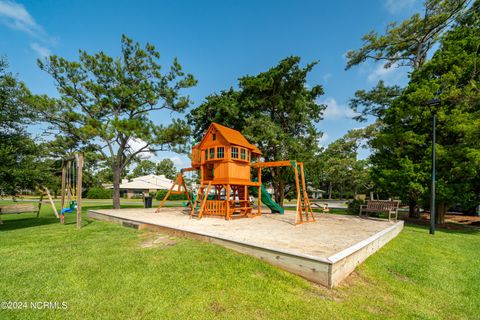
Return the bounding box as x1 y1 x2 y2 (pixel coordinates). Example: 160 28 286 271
87 210 403 288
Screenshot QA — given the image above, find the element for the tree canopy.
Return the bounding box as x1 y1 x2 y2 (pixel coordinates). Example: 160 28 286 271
368 1 480 220
36 35 197 208
188 56 326 204
0 57 50 196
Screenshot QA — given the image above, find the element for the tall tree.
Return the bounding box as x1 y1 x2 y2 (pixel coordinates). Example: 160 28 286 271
130 160 157 178
370 0 480 222
156 159 177 180
346 0 469 70
347 0 470 121
188 56 326 205
36 35 197 208
0 57 49 195
311 127 373 199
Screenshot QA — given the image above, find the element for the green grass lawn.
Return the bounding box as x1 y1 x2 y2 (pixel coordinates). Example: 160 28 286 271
0 201 479 319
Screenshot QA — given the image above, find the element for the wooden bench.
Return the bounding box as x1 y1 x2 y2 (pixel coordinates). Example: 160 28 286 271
359 200 400 222
313 202 330 213
0 203 42 224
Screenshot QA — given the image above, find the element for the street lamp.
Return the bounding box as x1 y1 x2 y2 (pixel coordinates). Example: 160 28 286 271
425 97 440 235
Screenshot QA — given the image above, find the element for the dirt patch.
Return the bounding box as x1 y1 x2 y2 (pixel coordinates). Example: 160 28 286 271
388 269 411 282
209 301 226 315
305 283 344 302
139 233 177 248
406 213 480 230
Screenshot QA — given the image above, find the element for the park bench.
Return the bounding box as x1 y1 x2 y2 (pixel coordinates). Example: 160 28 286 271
359 200 400 222
313 202 330 213
0 203 42 225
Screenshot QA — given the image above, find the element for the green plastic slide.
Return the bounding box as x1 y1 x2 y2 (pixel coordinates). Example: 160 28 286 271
249 183 284 214
183 193 215 207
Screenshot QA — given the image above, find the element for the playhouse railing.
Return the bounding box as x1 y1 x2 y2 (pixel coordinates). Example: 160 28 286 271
205 200 227 216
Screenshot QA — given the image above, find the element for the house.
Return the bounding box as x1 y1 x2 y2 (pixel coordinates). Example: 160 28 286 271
107 174 174 199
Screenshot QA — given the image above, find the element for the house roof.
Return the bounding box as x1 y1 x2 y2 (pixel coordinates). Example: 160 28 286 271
198 123 262 154
106 174 174 190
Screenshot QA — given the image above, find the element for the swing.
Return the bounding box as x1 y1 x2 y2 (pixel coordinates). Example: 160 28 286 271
61 159 77 218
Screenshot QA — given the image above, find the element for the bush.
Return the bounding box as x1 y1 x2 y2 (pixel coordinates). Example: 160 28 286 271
154 189 189 201
86 187 113 199
347 199 365 215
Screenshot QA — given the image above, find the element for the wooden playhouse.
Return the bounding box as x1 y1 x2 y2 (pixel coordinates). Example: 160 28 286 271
157 123 314 224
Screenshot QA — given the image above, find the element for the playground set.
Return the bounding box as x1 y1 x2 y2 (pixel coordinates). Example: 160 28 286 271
88 123 403 288
156 123 315 225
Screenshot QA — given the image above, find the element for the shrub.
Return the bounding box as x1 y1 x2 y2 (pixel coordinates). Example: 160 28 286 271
347 199 365 215
86 187 113 199
154 189 189 201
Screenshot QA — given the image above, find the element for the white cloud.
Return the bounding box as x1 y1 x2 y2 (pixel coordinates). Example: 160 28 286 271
322 73 332 83
30 42 50 58
321 97 357 120
317 132 329 148
384 0 416 14
0 0 46 36
170 156 184 167
127 138 153 160
0 1 55 56
367 63 398 83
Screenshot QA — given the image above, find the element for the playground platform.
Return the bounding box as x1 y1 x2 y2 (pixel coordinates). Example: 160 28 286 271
87 208 403 288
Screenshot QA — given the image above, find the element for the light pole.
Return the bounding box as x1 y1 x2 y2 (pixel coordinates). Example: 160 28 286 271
426 97 440 235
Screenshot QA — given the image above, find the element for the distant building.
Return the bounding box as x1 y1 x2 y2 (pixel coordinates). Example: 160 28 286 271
106 174 174 199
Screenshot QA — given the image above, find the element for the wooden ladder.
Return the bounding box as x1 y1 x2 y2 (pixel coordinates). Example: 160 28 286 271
191 182 212 219
294 162 315 225
299 163 315 222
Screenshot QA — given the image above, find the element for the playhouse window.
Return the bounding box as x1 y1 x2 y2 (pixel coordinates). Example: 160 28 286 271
212 133 216 141
217 147 224 158
247 150 250 161
205 149 208 160
210 148 215 159
231 147 239 159
241 148 246 160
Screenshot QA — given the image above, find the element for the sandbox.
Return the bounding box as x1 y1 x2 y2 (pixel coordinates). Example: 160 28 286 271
87 208 403 288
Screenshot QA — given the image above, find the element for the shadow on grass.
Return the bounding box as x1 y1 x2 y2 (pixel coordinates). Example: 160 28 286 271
404 220 480 235
0 204 145 232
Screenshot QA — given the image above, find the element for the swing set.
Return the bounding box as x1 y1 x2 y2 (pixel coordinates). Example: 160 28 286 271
60 153 83 228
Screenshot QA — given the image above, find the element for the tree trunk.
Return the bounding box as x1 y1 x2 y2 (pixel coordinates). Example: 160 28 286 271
274 180 285 207
112 164 122 209
328 182 333 199
409 199 419 219
370 191 374 200
436 202 447 225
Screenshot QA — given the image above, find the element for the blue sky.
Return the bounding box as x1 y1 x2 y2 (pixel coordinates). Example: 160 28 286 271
0 0 418 169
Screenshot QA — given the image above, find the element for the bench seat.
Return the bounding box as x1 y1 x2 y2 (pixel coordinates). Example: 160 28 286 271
359 200 400 222
0 203 41 224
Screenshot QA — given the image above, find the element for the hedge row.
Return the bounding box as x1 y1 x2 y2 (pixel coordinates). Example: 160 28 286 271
86 187 113 199
152 189 189 201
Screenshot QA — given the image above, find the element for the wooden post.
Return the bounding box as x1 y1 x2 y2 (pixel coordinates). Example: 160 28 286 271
299 163 315 222
257 168 262 216
60 162 66 210
37 194 44 218
226 184 231 220
293 162 303 225
199 182 211 219
44 187 59 219
76 153 83 229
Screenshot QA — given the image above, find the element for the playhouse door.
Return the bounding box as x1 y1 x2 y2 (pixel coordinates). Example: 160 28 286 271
204 164 214 181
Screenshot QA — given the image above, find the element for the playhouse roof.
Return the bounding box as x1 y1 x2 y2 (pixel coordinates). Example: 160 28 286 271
198 123 262 154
